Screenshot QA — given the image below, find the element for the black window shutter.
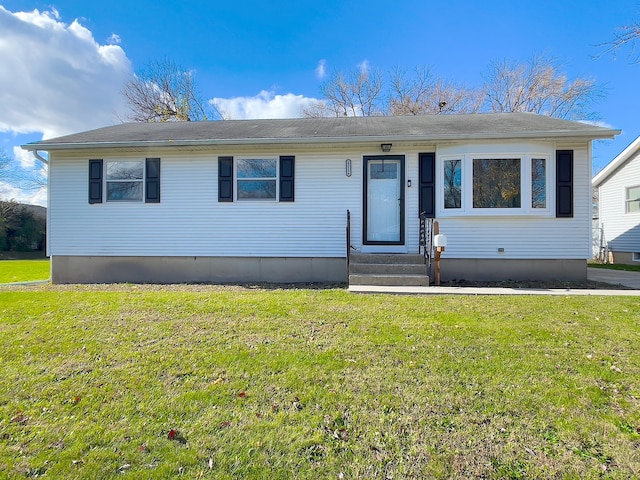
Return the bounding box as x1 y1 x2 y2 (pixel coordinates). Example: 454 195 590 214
556 150 573 218
218 156 233 202
88 159 103 204
279 156 295 202
145 158 161 203
419 152 436 217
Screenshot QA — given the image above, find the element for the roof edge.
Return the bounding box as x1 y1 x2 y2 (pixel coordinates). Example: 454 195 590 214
593 135 640 187
23 129 621 151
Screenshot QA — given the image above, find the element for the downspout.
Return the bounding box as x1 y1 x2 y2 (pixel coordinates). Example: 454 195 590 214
31 150 49 164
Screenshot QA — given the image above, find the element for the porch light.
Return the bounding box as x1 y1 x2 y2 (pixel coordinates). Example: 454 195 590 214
380 143 392 152
345 158 352 177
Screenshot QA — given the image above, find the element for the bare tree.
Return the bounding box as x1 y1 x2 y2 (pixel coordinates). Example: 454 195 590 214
599 17 640 62
121 58 221 122
0 150 47 193
388 66 483 115
304 67 385 117
483 56 603 120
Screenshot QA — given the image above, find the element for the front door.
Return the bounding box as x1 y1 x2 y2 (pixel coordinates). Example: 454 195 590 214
363 155 405 245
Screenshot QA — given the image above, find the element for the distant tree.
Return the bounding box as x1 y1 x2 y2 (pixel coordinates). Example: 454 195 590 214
307 57 601 120
0 201 45 252
121 58 221 122
304 67 385 117
388 66 483 115
599 16 640 62
482 56 602 120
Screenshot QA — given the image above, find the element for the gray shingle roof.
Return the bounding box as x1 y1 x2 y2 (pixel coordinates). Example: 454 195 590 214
23 113 619 150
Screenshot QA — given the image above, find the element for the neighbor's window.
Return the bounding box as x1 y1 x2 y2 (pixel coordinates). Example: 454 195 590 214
473 158 521 208
633 252 640 261
531 158 547 209
443 159 462 209
106 161 143 201
625 186 640 213
237 158 277 200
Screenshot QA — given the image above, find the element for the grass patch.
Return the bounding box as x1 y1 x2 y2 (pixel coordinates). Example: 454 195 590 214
0 259 50 283
1 285 639 479
589 262 640 272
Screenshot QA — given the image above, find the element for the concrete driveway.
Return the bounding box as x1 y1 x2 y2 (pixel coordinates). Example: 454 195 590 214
587 267 640 289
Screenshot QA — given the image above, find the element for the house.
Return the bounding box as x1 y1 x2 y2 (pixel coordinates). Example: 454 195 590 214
592 135 640 264
23 113 619 284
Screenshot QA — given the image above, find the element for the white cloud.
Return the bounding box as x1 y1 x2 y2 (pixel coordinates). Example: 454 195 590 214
13 146 39 169
357 60 370 74
0 181 47 206
107 33 121 45
316 59 327 79
211 90 320 120
0 6 132 140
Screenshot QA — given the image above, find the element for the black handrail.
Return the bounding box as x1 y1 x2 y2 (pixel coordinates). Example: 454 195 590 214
419 212 434 273
346 209 351 272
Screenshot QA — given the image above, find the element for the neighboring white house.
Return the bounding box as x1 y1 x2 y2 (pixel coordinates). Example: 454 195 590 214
23 113 619 284
592 135 640 264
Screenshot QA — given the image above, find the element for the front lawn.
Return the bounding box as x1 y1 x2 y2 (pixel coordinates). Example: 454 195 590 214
0 259 50 283
0 286 638 479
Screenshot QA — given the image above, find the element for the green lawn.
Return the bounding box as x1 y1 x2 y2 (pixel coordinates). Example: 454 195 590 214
0 286 639 479
0 259 50 283
589 262 640 272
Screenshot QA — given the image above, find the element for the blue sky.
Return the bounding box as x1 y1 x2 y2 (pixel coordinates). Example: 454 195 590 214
1 0 639 205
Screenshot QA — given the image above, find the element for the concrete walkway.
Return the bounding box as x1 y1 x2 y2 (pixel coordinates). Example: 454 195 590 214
587 267 640 289
349 267 640 296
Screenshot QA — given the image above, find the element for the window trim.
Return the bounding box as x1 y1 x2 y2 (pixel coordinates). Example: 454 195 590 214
437 152 552 216
234 157 279 202
625 185 640 214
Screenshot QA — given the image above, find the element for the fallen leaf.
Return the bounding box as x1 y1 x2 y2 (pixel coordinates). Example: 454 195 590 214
212 377 224 385
238 391 247 398
118 464 131 472
610 364 622 373
72 396 81 404
220 421 231 428
10 414 28 425
137 444 149 452
167 429 187 444
208 457 214 469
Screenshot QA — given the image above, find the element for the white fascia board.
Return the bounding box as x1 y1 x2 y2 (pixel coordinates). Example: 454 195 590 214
593 135 640 187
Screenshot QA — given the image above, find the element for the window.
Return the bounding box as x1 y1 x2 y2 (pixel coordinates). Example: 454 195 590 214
531 158 546 208
443 159 461 209
473 158 521 208
633 252 640 262
625 186 640 213
439 153 551 215
106 161 143 201
237 158 277 200
88 158 160 204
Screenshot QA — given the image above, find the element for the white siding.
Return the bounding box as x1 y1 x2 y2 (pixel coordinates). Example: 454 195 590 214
48 141 593 260
598 149 640 253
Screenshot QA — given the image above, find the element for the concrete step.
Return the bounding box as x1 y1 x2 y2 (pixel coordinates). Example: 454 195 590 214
349 253 425 265
349 273 430 287
349 262 428 275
